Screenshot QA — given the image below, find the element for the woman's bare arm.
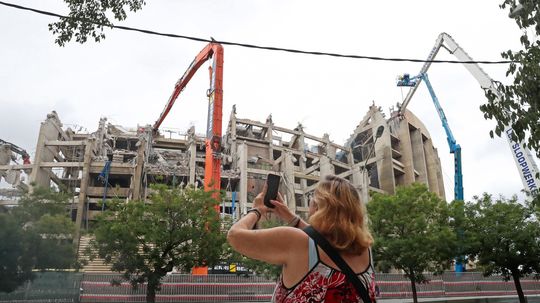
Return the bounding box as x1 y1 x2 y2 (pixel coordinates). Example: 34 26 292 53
227 222 304 265
227 188 306 265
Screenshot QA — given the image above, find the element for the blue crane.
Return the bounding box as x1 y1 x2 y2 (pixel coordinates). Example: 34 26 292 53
394 32 538 274
397 73 463 201
395 33 539 199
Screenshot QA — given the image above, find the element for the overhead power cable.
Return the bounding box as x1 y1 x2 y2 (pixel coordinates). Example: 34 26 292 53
0 1 514 65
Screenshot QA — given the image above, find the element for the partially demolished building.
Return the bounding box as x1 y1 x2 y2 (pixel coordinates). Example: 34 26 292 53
0 104 445 256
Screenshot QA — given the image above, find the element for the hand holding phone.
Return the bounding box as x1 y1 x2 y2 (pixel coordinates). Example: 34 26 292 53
264 173 281 208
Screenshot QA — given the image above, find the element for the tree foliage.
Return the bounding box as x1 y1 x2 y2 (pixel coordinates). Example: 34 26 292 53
90 185 227 303
0 187 77 293
0 214 34 293
13 188 77 271
480 0 540 157
49 0 146 46
368 183 457 303
464 193 540 303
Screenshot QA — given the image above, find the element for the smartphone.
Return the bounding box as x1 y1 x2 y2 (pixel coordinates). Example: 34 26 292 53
264 173 281 208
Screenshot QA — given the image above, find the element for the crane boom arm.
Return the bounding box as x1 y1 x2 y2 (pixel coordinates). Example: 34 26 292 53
438 34 540 196
399 34 445 112
420 73 463 201
399 32 540 196
400 33 496 114
153 42 225 205
420 73 457 152
153 43 224 131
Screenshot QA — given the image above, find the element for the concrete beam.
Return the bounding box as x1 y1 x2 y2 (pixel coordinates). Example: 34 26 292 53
0 164 33 170
40 162 84 168
247 167 273 176
303 163 320 176
89 166 132 175
45 140 85 146
86 186 130 197
293 172 320 182
235 136 269 146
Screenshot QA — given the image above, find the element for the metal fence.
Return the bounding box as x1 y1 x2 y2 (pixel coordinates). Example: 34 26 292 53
376 272 540 299
81 274 274 302
1 272 539 302
0 272 81 303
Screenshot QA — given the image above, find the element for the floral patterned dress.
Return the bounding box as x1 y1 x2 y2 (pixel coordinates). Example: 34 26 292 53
272 239 376 303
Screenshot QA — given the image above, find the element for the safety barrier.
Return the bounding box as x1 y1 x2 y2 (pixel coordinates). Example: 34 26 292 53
1 271 539 302
80 273 274 302
375 272 540 299
0 271 81 302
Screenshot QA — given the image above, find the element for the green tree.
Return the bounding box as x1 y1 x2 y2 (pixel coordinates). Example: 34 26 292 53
368 183 457 303
0 188 77 293
49 0 146 46
480 0 540 158
89 185 227 303
465 193 540 303
13 188 77 271
0 214 34 293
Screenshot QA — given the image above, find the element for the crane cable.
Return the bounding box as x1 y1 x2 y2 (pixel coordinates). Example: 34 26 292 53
0 1 514 65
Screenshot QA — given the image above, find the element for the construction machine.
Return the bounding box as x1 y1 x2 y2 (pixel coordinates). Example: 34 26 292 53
397 73 463 201
152 42 224 275
153 42 224 204
0 138 31 164
394 32 539 198
395 33 540 273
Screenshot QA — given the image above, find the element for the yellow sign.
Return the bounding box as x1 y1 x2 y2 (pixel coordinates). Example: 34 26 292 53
229 263 237 273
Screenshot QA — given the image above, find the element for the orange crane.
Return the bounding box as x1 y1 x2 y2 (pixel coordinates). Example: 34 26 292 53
153 42 224 202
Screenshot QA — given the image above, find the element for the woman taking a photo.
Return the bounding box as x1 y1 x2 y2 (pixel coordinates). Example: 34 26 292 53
227 174 376 302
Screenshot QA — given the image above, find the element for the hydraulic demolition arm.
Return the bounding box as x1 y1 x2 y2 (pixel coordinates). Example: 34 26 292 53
0 138 31 164
153 42 224 198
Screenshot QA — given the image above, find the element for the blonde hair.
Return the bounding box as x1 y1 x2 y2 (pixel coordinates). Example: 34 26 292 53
309 175 373 254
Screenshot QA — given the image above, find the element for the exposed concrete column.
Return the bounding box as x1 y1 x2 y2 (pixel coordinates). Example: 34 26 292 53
351 164 369 203
323 133 336 160
73 137 95 251
410 129 428 185
424 139 446 200
95 118 109 160
347 148 355 166
297 130 308 208
265 115 274 162
187 126 197 185
132 137 146 200
319 155 334 177
351 164 363 187
282 151 296 212
238 142 248 215
378 145 395 194
376 123 396 193
398 119 416 185
29 113 63 189
359 168 370 204
229 108 238 168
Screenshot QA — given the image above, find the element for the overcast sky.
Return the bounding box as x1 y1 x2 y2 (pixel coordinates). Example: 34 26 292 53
1 0 537 201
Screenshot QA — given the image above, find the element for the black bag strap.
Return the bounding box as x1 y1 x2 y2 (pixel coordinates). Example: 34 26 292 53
303 226 372 303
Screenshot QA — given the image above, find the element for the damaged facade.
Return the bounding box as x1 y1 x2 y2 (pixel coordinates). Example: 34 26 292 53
0 105 445 269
